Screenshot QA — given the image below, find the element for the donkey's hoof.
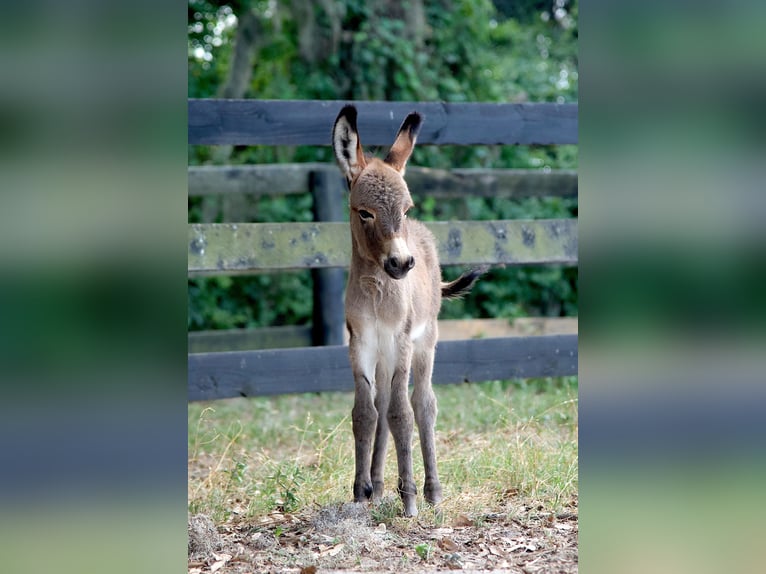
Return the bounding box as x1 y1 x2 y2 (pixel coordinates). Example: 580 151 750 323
372 480 385 501
353 480 373 501
402 498 418 517
424 480 443 505
398 479 418 517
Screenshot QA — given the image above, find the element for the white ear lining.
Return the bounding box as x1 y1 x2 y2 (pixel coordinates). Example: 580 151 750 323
333 119 360 180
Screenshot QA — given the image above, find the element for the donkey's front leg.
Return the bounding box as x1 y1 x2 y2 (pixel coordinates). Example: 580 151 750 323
350 330 379 502
351 371 377 502
388 343 417 516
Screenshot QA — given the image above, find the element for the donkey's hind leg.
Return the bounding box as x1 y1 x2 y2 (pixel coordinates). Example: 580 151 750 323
411 342 443 505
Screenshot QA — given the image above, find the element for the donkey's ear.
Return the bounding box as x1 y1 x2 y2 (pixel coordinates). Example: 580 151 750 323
332 105 367 184
384 111 422 174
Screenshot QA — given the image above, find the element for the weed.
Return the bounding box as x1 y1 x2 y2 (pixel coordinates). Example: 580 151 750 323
370 495 401 525
228 460 247 484
415 543 433 561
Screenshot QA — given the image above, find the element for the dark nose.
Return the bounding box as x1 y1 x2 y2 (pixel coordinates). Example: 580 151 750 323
384 255 415 279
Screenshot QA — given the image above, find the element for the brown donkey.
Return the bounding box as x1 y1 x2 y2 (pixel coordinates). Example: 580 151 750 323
332 105 481 516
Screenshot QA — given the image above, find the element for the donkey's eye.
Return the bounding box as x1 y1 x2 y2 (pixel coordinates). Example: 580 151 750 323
358 209 374 221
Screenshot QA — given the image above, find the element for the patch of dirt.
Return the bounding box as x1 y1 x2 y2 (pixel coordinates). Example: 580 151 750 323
187 500 577 573
189 513 224 560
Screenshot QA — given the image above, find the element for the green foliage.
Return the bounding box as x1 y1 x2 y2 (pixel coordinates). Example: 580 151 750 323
415 542 433 561
267 461 305 513
187 0 578 332
188 192 316 331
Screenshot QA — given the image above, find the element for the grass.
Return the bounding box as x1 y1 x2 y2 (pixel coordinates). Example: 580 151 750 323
188 377 578 527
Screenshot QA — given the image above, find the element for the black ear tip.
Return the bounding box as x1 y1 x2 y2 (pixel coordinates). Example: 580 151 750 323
404 111 423 135
338 104 357 123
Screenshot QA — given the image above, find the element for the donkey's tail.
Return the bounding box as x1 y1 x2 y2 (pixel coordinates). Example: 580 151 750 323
441 266 488 300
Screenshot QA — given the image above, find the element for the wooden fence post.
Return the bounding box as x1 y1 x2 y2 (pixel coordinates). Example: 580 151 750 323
310 169 347 346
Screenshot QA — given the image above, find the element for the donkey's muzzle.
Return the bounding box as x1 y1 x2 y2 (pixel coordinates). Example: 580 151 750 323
384 255 415 279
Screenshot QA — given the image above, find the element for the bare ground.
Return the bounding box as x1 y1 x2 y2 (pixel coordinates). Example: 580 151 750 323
188 497 577 573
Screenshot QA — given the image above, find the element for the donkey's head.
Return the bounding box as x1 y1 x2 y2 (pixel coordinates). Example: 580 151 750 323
332 105 422 280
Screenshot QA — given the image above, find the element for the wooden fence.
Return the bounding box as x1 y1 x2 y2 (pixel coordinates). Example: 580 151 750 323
188 99 577 401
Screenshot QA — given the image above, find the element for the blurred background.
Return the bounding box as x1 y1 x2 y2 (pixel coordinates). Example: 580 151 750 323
580 2 766 573
187 0 579 338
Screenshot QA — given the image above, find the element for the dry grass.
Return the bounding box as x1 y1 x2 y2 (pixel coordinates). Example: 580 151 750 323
188 377 578 572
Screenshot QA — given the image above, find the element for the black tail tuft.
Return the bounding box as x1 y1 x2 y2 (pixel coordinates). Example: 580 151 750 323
441 266 488 300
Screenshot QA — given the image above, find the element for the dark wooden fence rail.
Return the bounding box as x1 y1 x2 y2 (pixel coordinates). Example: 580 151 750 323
189 99 577 146
189 335 577 401
188 99 578 401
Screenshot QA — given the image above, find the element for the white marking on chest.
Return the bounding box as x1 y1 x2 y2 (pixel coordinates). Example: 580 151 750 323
409 322 426 342
356 321 400 386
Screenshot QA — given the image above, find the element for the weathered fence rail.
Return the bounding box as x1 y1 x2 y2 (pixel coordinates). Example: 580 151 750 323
188 164 578 200
188 99 578 401
189 99 577 146
188 219 577 275
189 335 577 401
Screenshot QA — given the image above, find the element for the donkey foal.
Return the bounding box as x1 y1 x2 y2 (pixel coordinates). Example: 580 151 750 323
332 105 481 517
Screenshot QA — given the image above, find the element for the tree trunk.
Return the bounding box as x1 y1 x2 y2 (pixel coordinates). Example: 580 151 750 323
212 8 261 163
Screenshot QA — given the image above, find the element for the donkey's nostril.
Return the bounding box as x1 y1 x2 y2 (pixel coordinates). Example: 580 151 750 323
384 256 412 279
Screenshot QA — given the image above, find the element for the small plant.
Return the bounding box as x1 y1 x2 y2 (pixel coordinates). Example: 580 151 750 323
370 495 402 525
229 460 247 484
267 462 305 513
415 543 433 561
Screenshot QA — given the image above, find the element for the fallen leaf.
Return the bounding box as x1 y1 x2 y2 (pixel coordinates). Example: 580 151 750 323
210 553 232 573
554 522 574 530
489 545 505 557
438 537 460 552
212 553 232 562
319 543 345 557
375 523 386 533
300 567 317 574
188 569 202 574
328 543 345 557
453 514 474 527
